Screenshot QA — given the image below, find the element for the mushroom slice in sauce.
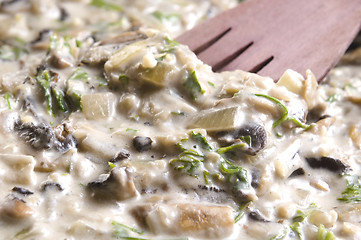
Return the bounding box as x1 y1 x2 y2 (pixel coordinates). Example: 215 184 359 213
214 122 267 155
0 196 33 220
305 156 350 174
14 120 55 150
14 119 76 152
132 202 234 239
87 167 138 201
12 187 34 196
133 136 153 152
81 31 148 65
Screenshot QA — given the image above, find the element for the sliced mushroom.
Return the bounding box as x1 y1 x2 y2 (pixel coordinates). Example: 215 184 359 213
41 182 64 192
249 210 269 222
133 136 153 152
289 168 305 178
14 119 76 152
12 187 34 196
31 29 52 51
87 167 138 201
0 196 33 220
132 202 234 239
14 120 55 150
82 31 147 65
109 150 130 163
305 156 350 174
214 122 267 155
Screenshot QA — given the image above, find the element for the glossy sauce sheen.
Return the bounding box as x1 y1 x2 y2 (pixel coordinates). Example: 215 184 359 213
0 0 361 239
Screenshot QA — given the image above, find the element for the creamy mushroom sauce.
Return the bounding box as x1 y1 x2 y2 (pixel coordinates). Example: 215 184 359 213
1 0 361 239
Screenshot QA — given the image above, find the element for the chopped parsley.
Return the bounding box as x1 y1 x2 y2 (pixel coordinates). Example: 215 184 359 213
170 142 205 177
119 74 130 87
171 132 250 194
191 131 213 151
69 68 90 82
317 224 336 240
270 204 318 240
49 34 59 51
3 92 12 109
126 128 138 134
254 93 311 129
90 0 123 11
184 70 205 100
338 175 361 203
35 68 56 116
326 93 340 103
108 162 116 169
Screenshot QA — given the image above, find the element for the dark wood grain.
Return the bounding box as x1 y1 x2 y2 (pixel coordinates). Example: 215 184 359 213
176 0 361 82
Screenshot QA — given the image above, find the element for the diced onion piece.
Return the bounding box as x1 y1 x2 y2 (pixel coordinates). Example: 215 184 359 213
277 69 304 95
137 62 174 86
81 92 116 120
0 154 36 185
188 106 244 131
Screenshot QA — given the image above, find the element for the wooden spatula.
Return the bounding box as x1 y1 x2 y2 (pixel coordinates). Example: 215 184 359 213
177 0 361 81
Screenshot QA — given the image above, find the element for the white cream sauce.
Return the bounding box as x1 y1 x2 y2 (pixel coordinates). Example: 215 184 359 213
0 0 361 240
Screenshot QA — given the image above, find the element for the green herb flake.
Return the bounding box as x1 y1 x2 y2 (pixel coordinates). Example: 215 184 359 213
171 111 185 116
234 201 250 223
75 39 83 48
338 175 361 203
270 227 289 240
240 135 251 146
203 170 210 184
216 143 246 155
184 70 205 100
3 92 12 109
161 36 180 54
207 81 215 87
344 83 355 90
126 128 138 134
112 221 144 239
289 221 302 239
35 69 55 115
254 93 311 130
108 162 116 169
49 34 59 51
152 11 180 22
119 74 130 86
53 88 68 112
0 45 24 60
218 157 249 192
191 131 212 151
326 93 340 103
170 149 204 177
317 224 336 240
90 0 123 11
97 77 108 87
69 68 90 82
